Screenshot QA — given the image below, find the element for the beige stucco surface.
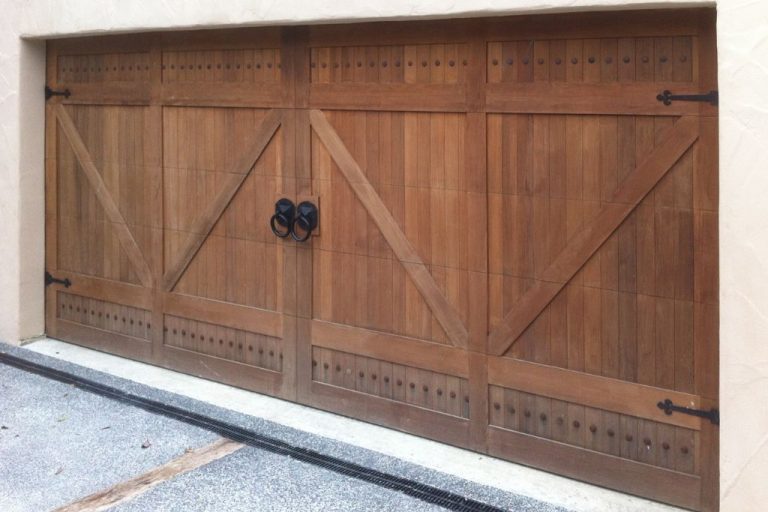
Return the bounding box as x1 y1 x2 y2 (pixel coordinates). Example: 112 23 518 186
1 1 766 510
716 1 768 510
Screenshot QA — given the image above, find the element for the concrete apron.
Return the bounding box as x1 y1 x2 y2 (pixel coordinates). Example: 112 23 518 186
3 338 682 511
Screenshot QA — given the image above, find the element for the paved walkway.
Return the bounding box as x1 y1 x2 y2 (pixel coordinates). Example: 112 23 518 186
0 344 564 512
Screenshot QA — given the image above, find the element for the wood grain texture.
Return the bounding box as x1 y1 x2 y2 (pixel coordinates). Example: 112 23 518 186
55 319 153 361
488 427 700 510
312 346 470 418
309 379 472 447
55 104 154 287
310 83 466 112
488 357 701 429
57 292 152 341
488 386 700 472
312 320 469 377
162 293 283 339
309 108 470 348
488 116 699 356
45 36 63 340
46 12 719 510
486 83 702 115
162 109 282 291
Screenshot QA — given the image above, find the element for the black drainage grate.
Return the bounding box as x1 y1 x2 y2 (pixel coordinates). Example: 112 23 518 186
0 352 506 512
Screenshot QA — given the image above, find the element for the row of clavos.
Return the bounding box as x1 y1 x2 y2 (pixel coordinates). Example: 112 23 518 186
60 303 149 329
313 360 470 402
492 401 691 454
312 59 468 69
60 54 689 75
310 54 688 69
491 54 688 66
59 62 281 73
164 327 282 357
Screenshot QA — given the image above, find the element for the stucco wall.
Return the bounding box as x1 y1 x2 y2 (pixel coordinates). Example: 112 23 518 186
0 3 23 344
717 1 768 510
2 1 767 510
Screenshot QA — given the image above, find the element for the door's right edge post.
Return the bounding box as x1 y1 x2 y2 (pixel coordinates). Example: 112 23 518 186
695 9 719 512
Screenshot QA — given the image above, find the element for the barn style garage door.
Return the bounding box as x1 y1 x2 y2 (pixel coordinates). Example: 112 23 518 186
45 9 719 510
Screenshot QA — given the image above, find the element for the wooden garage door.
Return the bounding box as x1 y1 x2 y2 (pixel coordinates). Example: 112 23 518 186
45 30 299 398
45 10 718 510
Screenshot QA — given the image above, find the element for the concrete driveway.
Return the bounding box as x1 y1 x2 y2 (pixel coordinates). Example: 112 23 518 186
0 344 563 512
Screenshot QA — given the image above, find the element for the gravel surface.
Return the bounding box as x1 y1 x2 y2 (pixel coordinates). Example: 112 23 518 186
0 363 218 512
0 343 567 511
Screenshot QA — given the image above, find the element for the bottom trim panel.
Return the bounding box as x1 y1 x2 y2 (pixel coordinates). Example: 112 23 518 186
303 381 472 449
156 345 289 399
487 426 701 510
312 345 470 419
56 320 152 361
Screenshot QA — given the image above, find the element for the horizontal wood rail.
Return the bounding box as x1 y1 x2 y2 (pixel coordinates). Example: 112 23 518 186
50 83 286 108
309 83 467 112
56 82 713 116
312 321 469 378
488 357 702 429
53 83 152 105
163 293 283 339
51 271 154 310
486 83 708 115
160 83 285 108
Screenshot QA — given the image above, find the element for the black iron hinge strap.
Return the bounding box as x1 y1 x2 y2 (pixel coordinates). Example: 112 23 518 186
657 89 718 106
658 398 719 425
45 271 71 288
45 85 71 101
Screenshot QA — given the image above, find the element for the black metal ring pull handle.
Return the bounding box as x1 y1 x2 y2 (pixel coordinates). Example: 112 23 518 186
270 198 295 238
290 201 319 242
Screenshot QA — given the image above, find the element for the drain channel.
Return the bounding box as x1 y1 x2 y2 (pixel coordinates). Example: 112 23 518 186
0 352 505 512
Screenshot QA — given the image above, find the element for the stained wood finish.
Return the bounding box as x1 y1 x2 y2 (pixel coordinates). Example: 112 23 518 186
487 116 700 357
308 109 470 348
57 292 152 341
46 27 297 400
45 10 718 510
161 108 282 292
313 346 471 418
55 104 154 287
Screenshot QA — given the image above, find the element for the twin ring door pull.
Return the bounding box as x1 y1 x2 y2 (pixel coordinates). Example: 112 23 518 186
270 198 318 242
